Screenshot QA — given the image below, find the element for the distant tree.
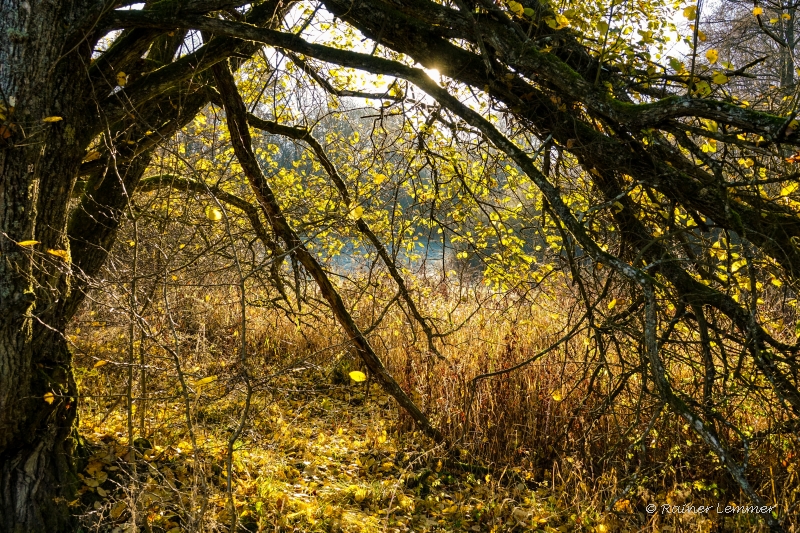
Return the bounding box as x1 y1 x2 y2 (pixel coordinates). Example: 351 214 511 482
703 0 798 95
2 1 799 531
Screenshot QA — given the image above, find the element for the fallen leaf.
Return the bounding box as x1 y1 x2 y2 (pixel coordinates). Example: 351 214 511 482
354 487 369 502
205 206 223 222
43 392 55 404
42 116 63 123
194 375 218 389
349 371 367 382
110 501 127 519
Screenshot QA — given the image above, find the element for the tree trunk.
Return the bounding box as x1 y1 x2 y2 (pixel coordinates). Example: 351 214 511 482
0 326 81 533
0 1 99 530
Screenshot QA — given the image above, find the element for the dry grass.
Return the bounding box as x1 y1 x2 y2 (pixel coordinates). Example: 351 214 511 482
69 273 799 532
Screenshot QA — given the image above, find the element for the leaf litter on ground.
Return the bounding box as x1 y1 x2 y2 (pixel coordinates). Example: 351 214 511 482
75 371 597 533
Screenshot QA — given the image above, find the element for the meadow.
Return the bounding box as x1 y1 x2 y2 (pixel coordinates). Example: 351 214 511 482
69 258 798 532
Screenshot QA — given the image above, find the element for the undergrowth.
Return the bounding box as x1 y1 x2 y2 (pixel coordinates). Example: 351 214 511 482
69 282 799 532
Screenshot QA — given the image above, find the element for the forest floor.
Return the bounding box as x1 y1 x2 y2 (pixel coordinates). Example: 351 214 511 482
76 372 628 533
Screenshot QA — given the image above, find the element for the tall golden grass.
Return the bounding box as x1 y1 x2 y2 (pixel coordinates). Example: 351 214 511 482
69 266 798 532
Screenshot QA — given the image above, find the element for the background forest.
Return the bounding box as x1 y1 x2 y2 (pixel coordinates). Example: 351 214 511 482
1 0 800 532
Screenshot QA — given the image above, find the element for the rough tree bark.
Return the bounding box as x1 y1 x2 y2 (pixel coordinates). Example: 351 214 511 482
0 1 102 530
0 1 285 530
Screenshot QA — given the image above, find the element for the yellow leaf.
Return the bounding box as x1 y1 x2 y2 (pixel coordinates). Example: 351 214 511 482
42 116 63 123
693 81 711 96
349 371 367 382
373 173 388 185
770 17 779 23
780 182 799 196
705 49 719 64
608 298 617 310
46 249 69 260
697 29 707 41
195 375 217 387
771 277 783 287
712 71 729 84
43 392 55 404
17 240 40 247
782 13 791 19
96 486 107 498
753 6 764 15
349 205 364 220
93 360 109 369
507 1 524 16
116 71 127 87
551 391 562 402
701 140 717 153
110 501 127 519
82 151 102 162
354 487 369 502
683 5 697 19
205 205 223 222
